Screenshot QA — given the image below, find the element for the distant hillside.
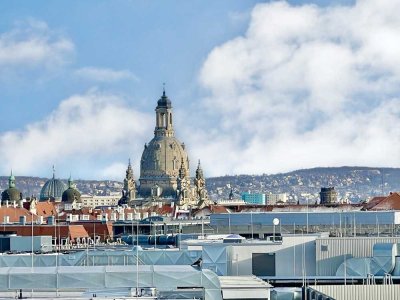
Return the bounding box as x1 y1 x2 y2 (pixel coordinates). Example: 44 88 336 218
1 167 399 203
206 166 400 203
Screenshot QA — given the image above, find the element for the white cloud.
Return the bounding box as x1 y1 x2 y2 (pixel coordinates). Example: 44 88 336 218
0 90 152 178
75 67 139 82
100 162 129 180
0 19 74 69
194 0 400 176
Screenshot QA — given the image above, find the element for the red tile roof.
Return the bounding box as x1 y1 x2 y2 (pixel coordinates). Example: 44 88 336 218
36 201 58 217
0 207 37 223
365 192 400 210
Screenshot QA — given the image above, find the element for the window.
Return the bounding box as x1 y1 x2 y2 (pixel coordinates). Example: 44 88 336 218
252 253 275 276
321 245 328 251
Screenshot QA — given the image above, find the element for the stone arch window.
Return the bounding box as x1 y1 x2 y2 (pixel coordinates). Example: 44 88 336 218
161 113 166 127
155 159 159 170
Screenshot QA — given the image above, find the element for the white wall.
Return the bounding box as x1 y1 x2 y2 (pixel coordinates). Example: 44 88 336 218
229 235 317 277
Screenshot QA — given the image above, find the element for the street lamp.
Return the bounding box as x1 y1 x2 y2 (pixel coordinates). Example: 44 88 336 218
273 218 280 242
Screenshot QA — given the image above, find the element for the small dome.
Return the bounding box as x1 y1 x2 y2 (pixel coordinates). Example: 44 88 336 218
62 188 81 203
1 187 22 202
61 176 81 203
157 90 172 108
1 171 22 203
40 177 67 202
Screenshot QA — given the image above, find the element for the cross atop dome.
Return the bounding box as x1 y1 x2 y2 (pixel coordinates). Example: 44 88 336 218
157 84 172 109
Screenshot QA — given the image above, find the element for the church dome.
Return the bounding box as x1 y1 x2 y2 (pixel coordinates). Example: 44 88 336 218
62 188 81 203
1 172 22 203
1 187 22 202
40 172 67 202
61 176 81 203
141 136 188 176
140 136 189 197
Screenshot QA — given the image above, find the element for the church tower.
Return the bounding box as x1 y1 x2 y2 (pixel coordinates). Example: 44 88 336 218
119 159 137 205
176 158 191 206
194 160 210 208
139 89 189 198
155 89 174 138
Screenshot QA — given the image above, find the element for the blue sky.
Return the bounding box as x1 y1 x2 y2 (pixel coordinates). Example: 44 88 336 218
1 0 399 180
0 0 260 130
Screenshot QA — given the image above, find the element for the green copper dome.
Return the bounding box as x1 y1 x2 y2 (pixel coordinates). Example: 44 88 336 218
61 176 81 203
1 171 22 203
1 187 22 202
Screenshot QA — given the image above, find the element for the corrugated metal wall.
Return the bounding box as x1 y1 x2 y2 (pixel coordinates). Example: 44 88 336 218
316 237 400 276
211 211 398 227
311 285 400 300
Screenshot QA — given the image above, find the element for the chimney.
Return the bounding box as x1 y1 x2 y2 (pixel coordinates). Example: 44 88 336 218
19 216 26 225
37 216 44 225
47 216 55 225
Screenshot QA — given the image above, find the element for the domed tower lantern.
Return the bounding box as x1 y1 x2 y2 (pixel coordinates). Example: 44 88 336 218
155 85 174 138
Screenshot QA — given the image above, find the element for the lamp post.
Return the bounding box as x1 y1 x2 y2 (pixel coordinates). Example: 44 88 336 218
273 218 280 242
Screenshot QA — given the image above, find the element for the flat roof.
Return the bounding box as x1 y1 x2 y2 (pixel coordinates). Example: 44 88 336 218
219 275 273 288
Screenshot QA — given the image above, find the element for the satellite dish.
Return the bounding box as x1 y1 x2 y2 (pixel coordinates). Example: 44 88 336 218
273 218 280 226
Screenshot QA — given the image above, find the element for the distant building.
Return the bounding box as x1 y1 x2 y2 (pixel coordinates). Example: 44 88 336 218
137 88 210 210
139 89 190 199
265 193 288 205
319 187 338 204
217 199 246 206
241 192 265 205
81 195 120 208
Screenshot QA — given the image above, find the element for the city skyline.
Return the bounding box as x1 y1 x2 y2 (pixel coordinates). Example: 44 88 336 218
1 0 399 180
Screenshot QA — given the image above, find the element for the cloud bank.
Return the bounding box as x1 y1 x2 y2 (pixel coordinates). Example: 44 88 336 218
0 90 152 179
193 0 400 176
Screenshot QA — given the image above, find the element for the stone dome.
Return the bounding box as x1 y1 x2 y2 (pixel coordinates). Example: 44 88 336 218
61 176 81 203
40 176 67 202
140 136 189 197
